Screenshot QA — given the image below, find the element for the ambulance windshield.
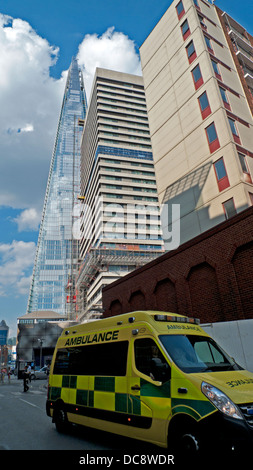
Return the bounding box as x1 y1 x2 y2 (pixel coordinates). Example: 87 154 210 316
159 335 243 373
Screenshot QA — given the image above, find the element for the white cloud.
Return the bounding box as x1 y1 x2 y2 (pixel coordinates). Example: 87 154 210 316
0 14 65 211
0 240 36 296
0 17 142 212
77 27 142 100
14 208 41 232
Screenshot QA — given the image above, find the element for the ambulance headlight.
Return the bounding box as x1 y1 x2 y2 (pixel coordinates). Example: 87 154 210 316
201 382 243 420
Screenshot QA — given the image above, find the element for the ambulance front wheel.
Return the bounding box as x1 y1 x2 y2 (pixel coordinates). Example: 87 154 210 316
168 417 202 456
54 405 69 433
179 431 200 454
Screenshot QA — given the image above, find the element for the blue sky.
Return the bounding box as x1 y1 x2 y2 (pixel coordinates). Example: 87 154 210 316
0 0 252 336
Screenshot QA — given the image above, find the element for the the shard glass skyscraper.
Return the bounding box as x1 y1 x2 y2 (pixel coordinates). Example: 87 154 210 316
26 58 87 317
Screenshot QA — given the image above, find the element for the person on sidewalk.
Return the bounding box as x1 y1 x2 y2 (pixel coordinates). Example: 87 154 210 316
7 367 11 384
23 366 29 392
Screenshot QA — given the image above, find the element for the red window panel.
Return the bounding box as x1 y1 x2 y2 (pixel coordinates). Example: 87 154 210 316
201 105 211 120
211 59 222 80
204 35 214 54
205 122 220 153
209 138 220 153
198 92 211 120
219 86 231 111
191 64 203 90
228 117 241 145
194 0 201 10
238 153 252 184
224 101 231 111
189 50 197 64
217 175 230 191
214 158 230 192
181 19 191 41
233 134 241 144
194 76 203 90
182 28 191 41
176 1 185 20
186 41 197 64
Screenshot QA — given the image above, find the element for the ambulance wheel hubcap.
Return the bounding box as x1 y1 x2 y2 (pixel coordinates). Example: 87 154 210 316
181 434 199 453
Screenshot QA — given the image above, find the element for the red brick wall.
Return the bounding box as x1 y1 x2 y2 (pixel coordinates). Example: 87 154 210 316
102 207 253 323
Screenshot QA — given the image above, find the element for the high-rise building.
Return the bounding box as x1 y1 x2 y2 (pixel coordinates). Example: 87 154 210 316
140 0 253 248
26 58 87 317
0 320 9 346
76 68 164 320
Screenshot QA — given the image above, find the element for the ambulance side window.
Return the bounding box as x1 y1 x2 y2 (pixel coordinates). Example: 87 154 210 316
53 341 129 376
134 338 171 383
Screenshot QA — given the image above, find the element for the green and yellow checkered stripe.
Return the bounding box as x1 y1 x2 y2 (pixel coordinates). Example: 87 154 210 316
48 375 143 415
48 375 214 426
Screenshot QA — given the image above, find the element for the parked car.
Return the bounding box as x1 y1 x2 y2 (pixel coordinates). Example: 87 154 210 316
30 366 48 380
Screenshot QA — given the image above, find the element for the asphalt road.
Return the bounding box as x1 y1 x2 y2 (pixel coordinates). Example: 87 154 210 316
0 376 243 467
0 375 156 452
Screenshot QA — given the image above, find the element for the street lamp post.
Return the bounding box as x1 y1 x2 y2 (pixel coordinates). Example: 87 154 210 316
38 338 44 369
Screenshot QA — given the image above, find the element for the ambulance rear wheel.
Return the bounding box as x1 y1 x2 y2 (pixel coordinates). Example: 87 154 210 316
54 407 69 433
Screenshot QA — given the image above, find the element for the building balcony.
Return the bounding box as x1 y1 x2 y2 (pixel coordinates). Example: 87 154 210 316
223 11 250 42
228 27 253 50
236 48 253 69
244 68 253 88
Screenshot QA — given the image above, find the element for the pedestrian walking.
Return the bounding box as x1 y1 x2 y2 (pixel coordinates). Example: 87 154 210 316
23 366 29 392
7 367 11 384
0 368 4 384
27 364 32 382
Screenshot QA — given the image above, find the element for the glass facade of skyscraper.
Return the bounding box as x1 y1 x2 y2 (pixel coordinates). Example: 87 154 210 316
26 58 87 316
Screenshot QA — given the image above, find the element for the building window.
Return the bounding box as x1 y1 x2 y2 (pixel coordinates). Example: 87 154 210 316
214 158 230 192
198 91 211 119
238 153 252 183
204 35 214 53
223 198 237 219
186 40 197 64
181 19 191 40
198 14 206 29
205 122 220 153
211 59 222 80
191 64 203 90
219 86 231 110
176 1 185 20
228 117 241 144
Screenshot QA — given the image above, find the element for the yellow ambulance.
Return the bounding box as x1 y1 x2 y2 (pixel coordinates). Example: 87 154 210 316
46 311 253 453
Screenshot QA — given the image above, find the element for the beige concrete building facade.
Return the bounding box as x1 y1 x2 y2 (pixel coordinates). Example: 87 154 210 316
76 68 164 319
140 0 253 248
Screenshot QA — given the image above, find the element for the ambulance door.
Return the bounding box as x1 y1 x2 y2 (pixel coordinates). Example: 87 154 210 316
128 336 171 445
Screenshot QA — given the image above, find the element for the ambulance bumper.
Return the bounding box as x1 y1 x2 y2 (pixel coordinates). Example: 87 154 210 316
200 410 253 452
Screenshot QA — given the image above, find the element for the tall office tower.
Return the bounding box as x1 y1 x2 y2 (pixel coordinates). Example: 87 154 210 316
76 68 164 320
26 58 87 318
140 0 253 248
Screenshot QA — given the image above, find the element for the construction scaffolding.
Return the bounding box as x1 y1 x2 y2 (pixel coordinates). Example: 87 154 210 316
75 247 162 320
65 117 86 321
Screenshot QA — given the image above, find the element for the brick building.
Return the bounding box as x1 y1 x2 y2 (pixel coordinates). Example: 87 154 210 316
103 206 253 323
